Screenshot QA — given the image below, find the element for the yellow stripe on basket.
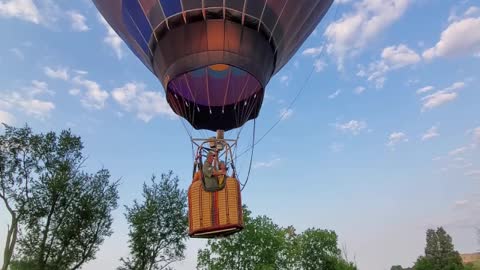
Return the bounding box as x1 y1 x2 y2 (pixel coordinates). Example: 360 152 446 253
201 186 213 228
189 182 202 231
226 178 240 224
217 188 227 225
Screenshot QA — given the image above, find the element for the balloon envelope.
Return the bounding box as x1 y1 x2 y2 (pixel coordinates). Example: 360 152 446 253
94 0 333 131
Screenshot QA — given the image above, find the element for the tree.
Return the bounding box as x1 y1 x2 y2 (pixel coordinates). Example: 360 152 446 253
16 169 119 270
119 171 188 270
197 207 288 270
1 125 119 270
297 228 342 269
414 227 464 270
197 206 357 270
0 125 39 270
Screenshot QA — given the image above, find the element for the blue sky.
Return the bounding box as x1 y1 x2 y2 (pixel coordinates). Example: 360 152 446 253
1 0 480 269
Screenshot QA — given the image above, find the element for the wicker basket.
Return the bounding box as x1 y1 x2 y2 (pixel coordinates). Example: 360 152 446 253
188 177 243 238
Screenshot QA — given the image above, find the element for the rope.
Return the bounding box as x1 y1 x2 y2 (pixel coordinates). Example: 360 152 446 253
240 118 256 191
234 1 341 160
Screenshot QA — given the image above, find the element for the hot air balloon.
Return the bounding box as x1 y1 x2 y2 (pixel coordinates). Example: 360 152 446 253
94 0 333 238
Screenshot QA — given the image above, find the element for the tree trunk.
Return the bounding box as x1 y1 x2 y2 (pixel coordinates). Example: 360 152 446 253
38 197 58 270
2 217 18 270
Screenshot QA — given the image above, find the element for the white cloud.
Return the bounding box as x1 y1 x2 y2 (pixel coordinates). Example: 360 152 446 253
18 98 55 118
67 10 89 32
354 86 366 94
10 48 24 59
73 76 109 110
444 81 465 91
0 81 55 120
29 80 52 96
112 82 176 122
423 17 480 60
0 0 40 24
74 70 88 75
449 147 468 156
302 46 323 57
324 0 410 69
382 44 421 68
314 59 327 72
465 6 480 17
416 86 434 95
422 126 439 141
44 66 69 80
0 110 15 125
420 81 464 111
358 44 420 88
328 89 341 99
99 15 123 59
335 120 367 135
421 91 457 111
69 88 80 96
387 132 408 148
279 108 293 121
253 158 281 169
0 0 60 26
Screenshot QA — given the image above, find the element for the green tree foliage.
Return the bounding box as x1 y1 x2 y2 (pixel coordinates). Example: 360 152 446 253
0 125 38 270
414 227 464 270
1 124 119 270
197 207 287 270
297 228 342 269
197 206 357 270
119 171 188 270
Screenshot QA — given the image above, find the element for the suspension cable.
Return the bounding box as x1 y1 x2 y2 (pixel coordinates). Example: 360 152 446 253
240 119 256 191
234 1 341 160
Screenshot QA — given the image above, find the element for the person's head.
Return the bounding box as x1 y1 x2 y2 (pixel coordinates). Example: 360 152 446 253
219 161 226 170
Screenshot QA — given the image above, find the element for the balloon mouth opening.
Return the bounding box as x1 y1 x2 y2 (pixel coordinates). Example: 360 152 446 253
166 64 263 107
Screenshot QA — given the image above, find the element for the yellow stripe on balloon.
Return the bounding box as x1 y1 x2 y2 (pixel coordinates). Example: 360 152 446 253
209 64 229 71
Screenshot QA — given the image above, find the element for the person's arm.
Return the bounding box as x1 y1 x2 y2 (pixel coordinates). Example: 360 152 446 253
213 170 224 176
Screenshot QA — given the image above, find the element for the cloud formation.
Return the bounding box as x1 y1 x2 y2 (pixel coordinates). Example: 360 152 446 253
387 132 408 148
302 46 323 57
0 0 60 26
423 13 480 60
419 81 465 111
253 158 281 169
324 0 410 69
44 66 69 81
0 80 55 119
422 126 439 141
0 110 15 125
335 120 367 135
328 89 342 99
0 0 40 23
357 44 420 88
98 15 124 59
67 10 89 32
112 82 176 122
73 76 109 110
